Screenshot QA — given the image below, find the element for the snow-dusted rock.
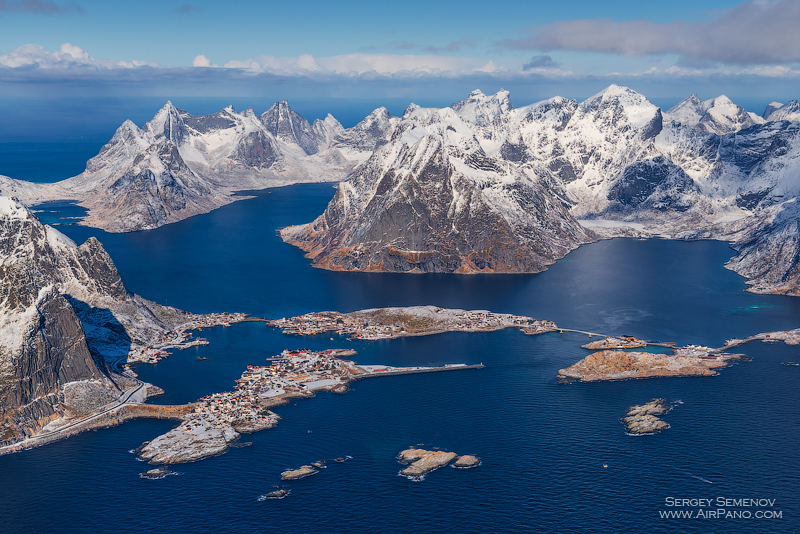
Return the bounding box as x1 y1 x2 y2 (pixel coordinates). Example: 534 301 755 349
0 197 193 442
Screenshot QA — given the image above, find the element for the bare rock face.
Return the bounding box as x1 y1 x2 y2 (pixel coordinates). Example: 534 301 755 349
282 132 594 273
280 465 318 481
453 455 481 468
0 197 192 443
620 399 674 435
0 199 111 438
138 422 240 464
398 449 458 479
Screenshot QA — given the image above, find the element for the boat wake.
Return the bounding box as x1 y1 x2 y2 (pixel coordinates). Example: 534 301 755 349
677 469 713 484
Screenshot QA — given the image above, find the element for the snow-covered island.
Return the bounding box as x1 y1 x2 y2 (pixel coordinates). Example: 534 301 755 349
1 88 799 293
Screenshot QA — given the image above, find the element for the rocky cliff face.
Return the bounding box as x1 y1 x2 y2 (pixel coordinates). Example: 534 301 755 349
0 197 191 442
282 86 800 292
281 104 594 273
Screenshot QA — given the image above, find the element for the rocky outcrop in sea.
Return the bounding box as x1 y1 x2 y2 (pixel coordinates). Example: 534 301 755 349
397 447 481 480
620 399 674 435
557 349 744 382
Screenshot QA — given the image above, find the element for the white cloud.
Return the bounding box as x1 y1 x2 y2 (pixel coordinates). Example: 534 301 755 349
502 0 800 66
192 54 218 68
0 43 157 69
222 52 514 76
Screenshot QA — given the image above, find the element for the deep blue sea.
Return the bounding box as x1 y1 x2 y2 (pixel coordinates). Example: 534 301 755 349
1 109 800 533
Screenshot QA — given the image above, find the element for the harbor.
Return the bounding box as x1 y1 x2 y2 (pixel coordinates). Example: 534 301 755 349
126 312 251 366
135 347 485 464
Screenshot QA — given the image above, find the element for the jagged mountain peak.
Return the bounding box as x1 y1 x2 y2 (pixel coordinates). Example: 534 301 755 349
764 101 785 119
402 103 421 118
665 93 764 134
705 95 734 107
765 100 800 122
260 99 318 155
578 85 661 131
584 84 648 105
451 88 513 126
665 94 705 126
144 101 186 145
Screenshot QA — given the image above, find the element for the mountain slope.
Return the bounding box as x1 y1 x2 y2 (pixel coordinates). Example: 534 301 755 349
0 197 191 441
0 101 378 232
282 86 800 293
281 103 595 273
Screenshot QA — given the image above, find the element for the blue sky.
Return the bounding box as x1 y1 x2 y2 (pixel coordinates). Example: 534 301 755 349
1 0 799 106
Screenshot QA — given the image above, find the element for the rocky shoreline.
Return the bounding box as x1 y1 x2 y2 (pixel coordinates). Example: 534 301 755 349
397 447 481 480
557 349 748 383
620 399 675 435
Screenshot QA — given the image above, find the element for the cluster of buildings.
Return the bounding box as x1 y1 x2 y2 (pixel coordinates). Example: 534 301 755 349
185 312 249 330
268 309 540 340
126 312 249 366
268 312 400 339
519 320 558 335
189 349 358 430
674 344 717 358
449 311 533 331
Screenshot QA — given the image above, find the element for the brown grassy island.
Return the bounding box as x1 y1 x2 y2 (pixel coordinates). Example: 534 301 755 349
268 305 555 340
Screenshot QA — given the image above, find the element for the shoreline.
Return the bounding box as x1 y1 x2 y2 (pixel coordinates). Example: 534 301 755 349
6 303 796 457
0 403 191 456
557 328 799 383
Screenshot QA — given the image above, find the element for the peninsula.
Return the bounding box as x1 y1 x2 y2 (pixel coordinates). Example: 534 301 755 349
137 349 483 464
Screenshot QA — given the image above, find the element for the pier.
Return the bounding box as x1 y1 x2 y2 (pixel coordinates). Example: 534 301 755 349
353 363 485 379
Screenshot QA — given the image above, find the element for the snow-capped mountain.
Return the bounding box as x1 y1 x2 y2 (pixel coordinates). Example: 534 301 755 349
764 100 800 123
1 87 799 293
665 94 764 134
283 86 800 294
281 125 593 273
0 100 384 232
451 88 513 126
0 197 191 440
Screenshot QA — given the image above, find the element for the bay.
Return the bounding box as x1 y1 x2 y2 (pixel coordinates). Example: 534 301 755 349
1 183 798 533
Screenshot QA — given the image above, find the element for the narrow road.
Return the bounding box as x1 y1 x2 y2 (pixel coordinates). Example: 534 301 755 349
0 380 146 451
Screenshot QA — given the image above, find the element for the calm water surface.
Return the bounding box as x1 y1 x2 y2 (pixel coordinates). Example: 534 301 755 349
1 184 799 534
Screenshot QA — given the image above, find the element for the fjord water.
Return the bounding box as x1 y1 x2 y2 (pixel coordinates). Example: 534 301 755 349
3 184 800 533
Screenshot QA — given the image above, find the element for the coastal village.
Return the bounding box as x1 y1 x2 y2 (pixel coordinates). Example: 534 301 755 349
135 347 484 464
127 312 250 365
191 348 360 432
268 306 552 340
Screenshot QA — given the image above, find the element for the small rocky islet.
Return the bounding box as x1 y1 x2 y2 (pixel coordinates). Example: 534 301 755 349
259 489 290 500
139 467 179 480
397 447 481 480
280 465 319 481
620 399 675 435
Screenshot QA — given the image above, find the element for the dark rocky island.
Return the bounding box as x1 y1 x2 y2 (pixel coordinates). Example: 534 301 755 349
260 489 290 500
